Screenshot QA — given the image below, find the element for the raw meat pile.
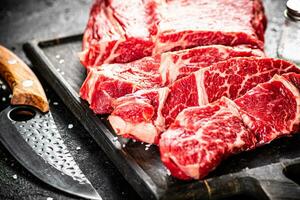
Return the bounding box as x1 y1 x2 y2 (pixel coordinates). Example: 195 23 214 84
80 0 266 67
109 58 300 144
160 73 300 179
80 45 264 114
80 0 300 180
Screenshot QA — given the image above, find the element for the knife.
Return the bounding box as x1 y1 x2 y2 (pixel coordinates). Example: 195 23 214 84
0 45 102 200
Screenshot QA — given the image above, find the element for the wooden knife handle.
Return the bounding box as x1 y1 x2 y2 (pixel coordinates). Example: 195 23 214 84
0 45 49 112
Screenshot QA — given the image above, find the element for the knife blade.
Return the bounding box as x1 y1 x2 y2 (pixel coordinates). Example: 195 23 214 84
0 45 102 200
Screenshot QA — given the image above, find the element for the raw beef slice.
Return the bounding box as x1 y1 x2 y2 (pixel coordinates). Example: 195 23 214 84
159 97 256 180
235 74 300 144
81 45 263 114
80 0 266 67
109 58 299 144
109 88 169 143
80 0 155 67
152 0 266 53
160 73 300 180
80 56 162 114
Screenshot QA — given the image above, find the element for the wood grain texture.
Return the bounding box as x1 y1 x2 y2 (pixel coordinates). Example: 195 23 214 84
0 45 49 112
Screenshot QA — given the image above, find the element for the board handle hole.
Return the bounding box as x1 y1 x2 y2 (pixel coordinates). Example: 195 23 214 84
283 163 300 185
8 107 36 122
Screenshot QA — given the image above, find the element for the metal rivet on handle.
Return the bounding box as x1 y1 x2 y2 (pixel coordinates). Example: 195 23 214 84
22 80 33 88
8 59 17 65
